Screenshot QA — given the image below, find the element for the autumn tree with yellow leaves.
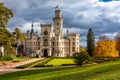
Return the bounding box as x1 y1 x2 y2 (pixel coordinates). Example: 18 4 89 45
115 32 120 54
93 37 119 58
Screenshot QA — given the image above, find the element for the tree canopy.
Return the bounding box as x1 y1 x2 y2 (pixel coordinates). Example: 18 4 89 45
0 28 16 55
0 3 15 56
93 38 119 58
13 28 25 44
115 32 120 54
0 3 13 28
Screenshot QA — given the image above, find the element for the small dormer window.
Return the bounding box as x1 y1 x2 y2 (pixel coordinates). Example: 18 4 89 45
44 31 48 35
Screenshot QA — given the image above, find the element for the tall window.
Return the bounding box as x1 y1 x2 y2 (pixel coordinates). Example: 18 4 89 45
73 42 75 46
44 39 48 45
52 42 54 45
72 47 75 52
44 31 48 35
52 48 54 51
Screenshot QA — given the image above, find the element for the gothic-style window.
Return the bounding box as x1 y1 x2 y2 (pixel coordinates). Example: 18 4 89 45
44 39 48 45
52 48 54 51
44 31 48 35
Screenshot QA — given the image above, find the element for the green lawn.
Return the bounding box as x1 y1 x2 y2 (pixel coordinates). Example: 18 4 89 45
1 60 120 80
12 57 30 62
45 58 76 66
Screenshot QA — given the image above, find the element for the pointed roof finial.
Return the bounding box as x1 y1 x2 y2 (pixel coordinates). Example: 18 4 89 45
31 21 34 29
67 29 69 34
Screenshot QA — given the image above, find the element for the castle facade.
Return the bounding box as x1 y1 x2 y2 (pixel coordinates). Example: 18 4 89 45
24 10 80 57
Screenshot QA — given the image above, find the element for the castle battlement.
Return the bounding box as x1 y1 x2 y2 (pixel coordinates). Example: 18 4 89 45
41 24 52 27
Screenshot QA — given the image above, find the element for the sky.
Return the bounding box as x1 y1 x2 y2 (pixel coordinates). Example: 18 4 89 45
1 0 120 47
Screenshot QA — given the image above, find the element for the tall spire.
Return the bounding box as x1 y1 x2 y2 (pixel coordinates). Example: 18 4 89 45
30 22 34 38
67 29 69 36
31 21 34 30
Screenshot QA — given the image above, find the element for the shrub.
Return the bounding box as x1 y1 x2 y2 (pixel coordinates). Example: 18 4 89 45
35 54 40 58
74 51 89 66
0 55 13 61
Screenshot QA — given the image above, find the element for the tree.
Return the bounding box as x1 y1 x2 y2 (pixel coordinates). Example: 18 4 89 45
93 38 119 58
0 28 16 55
0 3 13 28
87 28 95 56
74 51 89 66
0 3 15 56
13 28 25 44
115 32 120 54
12 28 25 54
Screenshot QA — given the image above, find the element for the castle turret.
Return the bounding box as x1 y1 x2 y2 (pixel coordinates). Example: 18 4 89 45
55 10 61 18
27 30 30 38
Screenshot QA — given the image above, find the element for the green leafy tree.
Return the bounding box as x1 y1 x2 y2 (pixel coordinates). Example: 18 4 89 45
0 3 15 56
87 28 95 56
0 28 16 55
13 28 25 44
0 28 15 45
12 28 25 54
0 3 13 28
74 51 89 66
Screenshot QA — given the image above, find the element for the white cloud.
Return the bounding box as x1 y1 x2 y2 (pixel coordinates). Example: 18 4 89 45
100 32 118 39
1 0 120 47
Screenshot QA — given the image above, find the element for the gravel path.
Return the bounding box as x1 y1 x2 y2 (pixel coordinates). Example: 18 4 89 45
0 58 44 75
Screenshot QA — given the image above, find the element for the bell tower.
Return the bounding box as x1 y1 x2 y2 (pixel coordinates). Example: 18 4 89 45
53 10 63 38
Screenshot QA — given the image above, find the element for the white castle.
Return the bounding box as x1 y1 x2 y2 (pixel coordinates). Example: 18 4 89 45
25 9 80 57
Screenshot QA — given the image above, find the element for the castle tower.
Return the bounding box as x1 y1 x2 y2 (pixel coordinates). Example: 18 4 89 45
53 10 63 38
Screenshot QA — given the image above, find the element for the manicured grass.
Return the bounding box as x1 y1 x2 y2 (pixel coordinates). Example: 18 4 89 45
1 60 120 80
33 58 53 67
45 58 76 66
12 57 30 62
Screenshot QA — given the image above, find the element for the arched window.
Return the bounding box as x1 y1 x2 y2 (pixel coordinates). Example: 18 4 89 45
44 31 48 35
44 39 48 45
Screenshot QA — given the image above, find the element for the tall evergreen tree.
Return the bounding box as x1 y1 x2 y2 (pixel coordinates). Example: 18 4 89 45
87 28 95 56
